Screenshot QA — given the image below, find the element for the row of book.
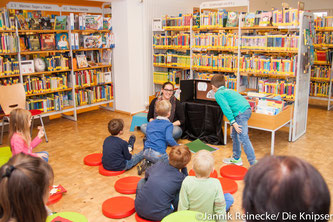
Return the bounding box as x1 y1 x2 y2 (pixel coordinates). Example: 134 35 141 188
75 85 112 106
26 92 72 112
69 70 112 87
193 54 234 71
153 70 180 85
0 77 19 85
315 17 333 28
0 9 15 30
241 34 299 50
193 33 238 49
23 74 68 94
153 54 190 67
315 32 333 45
153 34 190 48
258 79 295 97
314 50 333 63
44 55 70 72
272 9 300 27
195 73 237 90
0 33 18 53
311 67 331 79
310 82 331 97
162 14 192 27
0 57 20 76
20 33 69 51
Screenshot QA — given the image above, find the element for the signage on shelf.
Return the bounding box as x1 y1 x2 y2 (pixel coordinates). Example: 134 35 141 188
200 0 249 9
7 2 60 11
62 5 102 13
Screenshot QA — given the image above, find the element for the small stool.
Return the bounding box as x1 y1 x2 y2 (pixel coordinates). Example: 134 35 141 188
84 153 103 166
220 165 248 180
0 146 12 167
130 112 148 131
99 165 125 176
135 213 160 222
102 196 135 219
217 177 238 194
115 176 141 194
189 169 218 178
161 210 204 222
46 193 63 206
46 212 88 222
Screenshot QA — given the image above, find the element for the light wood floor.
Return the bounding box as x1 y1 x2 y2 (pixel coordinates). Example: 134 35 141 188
1 105 333 222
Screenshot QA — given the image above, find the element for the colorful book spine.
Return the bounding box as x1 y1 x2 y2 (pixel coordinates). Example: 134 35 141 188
24 74 68 94
193 32 238 49
26 92 72 112
75 85 112 106
162 14 192 28
311 66 331 79
258 79 295 97
0 57 19 76
0 33 18 53
310 82 331 96
315 32 333 45
241 34 299 50
315 16 333 28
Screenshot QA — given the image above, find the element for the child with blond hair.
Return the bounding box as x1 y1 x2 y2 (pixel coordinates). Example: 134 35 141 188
178 150 234 221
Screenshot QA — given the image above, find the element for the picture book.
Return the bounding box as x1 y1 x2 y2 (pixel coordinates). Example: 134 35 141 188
185 139 217 153
83 35 102 48
54 16 67 30
16 14 29 30
28 35 40 51
244 13 255 27
104 72 112 83
50 184 67 196
103 17 112 30
259 11 272 26
41 34 55 51
40 17 53 30
76 54 89 68
55 33 69 50
102 49 112 65
226 12 238 27
28 17 40 30
19 36 27 51
85 15 103 30
254 10 264 26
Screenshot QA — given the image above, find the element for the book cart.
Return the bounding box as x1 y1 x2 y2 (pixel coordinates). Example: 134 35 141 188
0 1 114 123
311 16 333 110
154 1 314 153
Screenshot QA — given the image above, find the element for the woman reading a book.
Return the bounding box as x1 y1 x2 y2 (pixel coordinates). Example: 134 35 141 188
141 82 185 140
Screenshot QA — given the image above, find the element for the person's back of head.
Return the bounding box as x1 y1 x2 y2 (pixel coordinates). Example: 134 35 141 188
169 145 192 169
155 100 171 118
210 75 225 89
9 108 32 149
0 153 54 222
193 150 214 178
243 156 330 222
108 119 124 136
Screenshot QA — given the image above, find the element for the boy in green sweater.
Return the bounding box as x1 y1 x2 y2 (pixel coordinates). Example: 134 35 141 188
178 150 233 222
211 75 256 166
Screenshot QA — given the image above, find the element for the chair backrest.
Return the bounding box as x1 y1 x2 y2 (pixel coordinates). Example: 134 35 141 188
0 83 26 115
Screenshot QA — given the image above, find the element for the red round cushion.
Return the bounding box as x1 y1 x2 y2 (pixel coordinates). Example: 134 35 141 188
84 153 103 166
115 176 141 194
99 165 125 176
189 169 218 178
29 109 42 116
102 196 135 219
220 165 248 180
135 213 160 222
46 193 62 206
217 177 238 194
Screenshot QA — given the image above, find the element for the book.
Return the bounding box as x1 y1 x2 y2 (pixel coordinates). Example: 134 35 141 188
41 34 55 51
20 60 35 74
244 13 255 27
103 17 112 30
56 33 69 50
102 49 112 65
226 12 238 27
76 55 88 68
54 16 67 30
50 184 67 196
40 17 53 30
28 17 40 30
85 15 103 30
16 14 29 30
28 35 40 51
259 11 272 26
83 35 102 48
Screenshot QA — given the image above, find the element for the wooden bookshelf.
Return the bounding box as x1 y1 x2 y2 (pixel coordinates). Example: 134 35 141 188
22 70 71 76
71 30 112 33
193 67 235 73
163 27 191 31
315 27 333 32
0 74 20 79
75 82 113 90
153 46 190 50
73 48 108 52
0 30 15 33
313 61 330 66
192 48 237 52
21 50 70 55
74 65 112 71
153 64 190 70
240 49 298 54
193 26 238 31
314 44 333 49
0 52 17 56
310 77 332 82
26 88 73 97
240 72 296 79
18 30 68 34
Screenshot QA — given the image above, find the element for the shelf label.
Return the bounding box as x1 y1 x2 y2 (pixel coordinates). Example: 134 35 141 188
200 0 249 9
62 5 102 13
7 2 60 11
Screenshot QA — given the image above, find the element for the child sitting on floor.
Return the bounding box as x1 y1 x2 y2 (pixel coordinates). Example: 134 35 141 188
0 153 54 222
135 145 191 221
9 108 48 162
178 150 234 221
138 100 178 174
102 119 143 171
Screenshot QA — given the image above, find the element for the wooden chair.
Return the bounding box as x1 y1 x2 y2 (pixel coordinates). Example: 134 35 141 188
0 83 48 144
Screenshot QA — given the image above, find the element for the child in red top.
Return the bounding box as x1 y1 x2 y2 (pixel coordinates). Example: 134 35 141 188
9 108 48 162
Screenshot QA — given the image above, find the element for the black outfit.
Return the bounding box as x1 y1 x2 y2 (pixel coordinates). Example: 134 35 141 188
147 98 185 131
102 136 131 171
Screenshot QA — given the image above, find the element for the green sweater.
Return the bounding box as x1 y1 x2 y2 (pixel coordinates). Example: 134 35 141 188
214 86 250 125
178 176 226 222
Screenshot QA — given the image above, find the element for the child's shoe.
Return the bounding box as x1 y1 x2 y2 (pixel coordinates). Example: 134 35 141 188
128 135 136 151
223 157 243 166
137 159 147 175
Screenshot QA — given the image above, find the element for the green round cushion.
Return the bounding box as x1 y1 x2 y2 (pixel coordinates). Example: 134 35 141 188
46 212 88 222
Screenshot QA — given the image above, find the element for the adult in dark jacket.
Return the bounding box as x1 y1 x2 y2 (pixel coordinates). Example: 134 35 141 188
141 82 185 140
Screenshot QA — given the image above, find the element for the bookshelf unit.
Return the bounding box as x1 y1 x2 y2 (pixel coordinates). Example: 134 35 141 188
310 16 333 110
154 3 314 142
0 3 115 122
